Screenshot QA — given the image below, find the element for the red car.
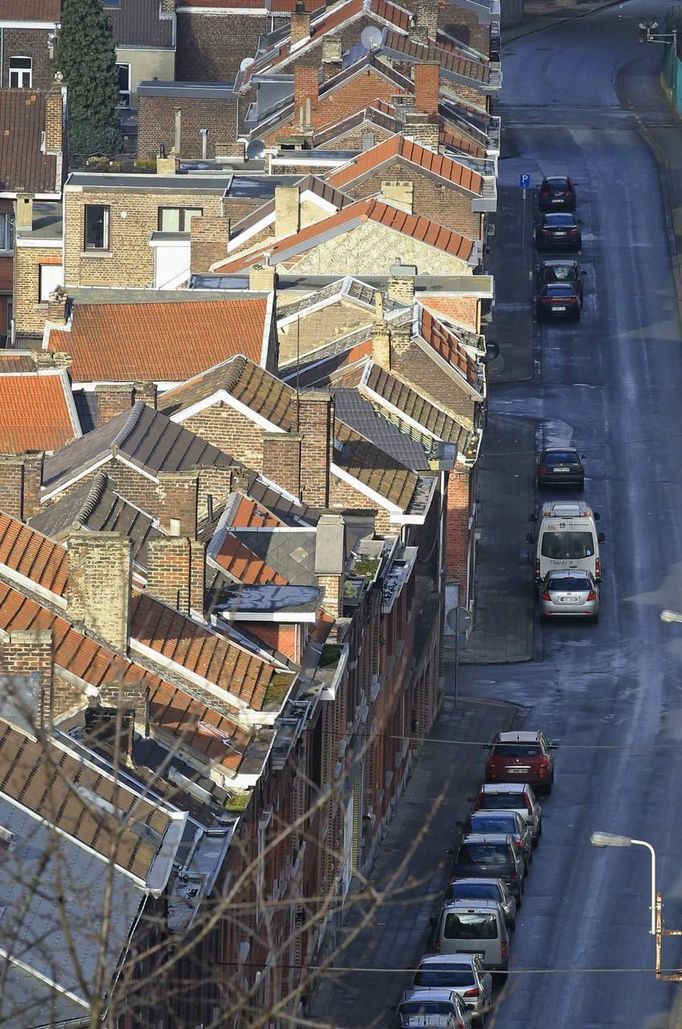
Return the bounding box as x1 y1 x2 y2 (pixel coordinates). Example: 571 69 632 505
484 731 556 794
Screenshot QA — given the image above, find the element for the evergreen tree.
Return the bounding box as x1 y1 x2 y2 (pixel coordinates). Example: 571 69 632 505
56 0 122 158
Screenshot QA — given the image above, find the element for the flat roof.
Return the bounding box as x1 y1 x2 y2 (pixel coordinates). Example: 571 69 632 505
138 80 237 99
66 172 235 193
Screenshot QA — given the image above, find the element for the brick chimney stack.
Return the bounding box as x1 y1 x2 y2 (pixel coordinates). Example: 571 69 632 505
294 65 319 130
414 62 440 121
411 0 438 42
156 470 199 539
322 36 343 79
250 264 277 292
290 0 311 45
297 391 333 507
0 629 54 732
314 513 346 618
262 432 302 499
380 180 414 214
67 533 132 655
44 79 64 155
15 194 33 232
0 452 44 520
190 215 231 274
95 383 158 427
371 291 391 369
146 536 206 616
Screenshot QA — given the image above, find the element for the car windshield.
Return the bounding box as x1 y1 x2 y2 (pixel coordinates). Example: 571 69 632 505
483 793 527 810
449 881 500 902
543 264 576 281
493 744 541 757
547 575 591 591
400 1001 454 1015
541 531 594 559
457 843 509 865
444 912 499 940
545 214 575 225
414 967 475 988
542 451 579 464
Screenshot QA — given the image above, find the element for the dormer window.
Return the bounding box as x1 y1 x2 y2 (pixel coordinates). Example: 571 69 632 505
9 56 32 89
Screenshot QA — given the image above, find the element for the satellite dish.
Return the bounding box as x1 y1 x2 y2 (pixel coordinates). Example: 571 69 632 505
246 139 267 160
360 26 383 52
240 56 255 72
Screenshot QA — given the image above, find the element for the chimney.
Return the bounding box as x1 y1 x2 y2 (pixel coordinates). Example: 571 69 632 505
297 391 333 507
314 513 346 618
294 65 319 129
388 270 416 305
403 112 440 152
390 322 412 356
380 180 414 214
190 215 230 274
156 149 180 175
156 470 199 539
250 264 277 292
44 81 63 154
412 0 438 42
321 36 343 79
46 288 68 325
95 384 134 427
275 185 300 239
89 679 149 760
262 432 302 499
290 0 311 45
16 194 34 233
0 452 44 520
414 62 440 121
133 381 158 410
146 536 206 616
371 291 391 368
67 533 132 655
33 349 72 370
0 629 53 733
160 0 176 13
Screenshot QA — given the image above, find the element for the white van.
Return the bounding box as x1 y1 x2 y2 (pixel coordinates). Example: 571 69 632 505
433 899 510 971
528 500 604 584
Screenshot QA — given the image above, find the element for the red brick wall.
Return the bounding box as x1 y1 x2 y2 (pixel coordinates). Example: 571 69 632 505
445 468 472 589
245 622 300 661
182 406 268 473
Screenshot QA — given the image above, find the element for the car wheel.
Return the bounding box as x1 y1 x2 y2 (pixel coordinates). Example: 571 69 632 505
592 612 599 624
516 892 522 910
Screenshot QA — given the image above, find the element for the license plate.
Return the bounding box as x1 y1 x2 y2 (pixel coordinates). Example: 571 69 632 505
554 231 567 236
558 597 573 603
460 950 485 958
507 766 528 773
553 466 570 472
552 198 562 203
552 306 566 311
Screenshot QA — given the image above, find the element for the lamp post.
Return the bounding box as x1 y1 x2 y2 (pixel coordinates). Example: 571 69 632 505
591 831 682 979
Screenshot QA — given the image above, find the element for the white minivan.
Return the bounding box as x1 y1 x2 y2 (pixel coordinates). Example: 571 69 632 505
528 500 604 584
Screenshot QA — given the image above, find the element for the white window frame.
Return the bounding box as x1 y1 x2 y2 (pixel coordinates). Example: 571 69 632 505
84 205 110 251
116 63 131 109
39 264 64 303
0 212 13 253
9 56 32 89
157 207 203 233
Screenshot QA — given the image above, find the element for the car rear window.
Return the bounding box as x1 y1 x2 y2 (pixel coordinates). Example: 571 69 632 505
545 214 575 225
541 531 594 559
448 881 500 902
543 264 575 281
542 451 578 464
547 575 591 590
492 744 541 758
544 284 576 297
470 814 515 832
414 967 475 988
457 843 509 865
444 912 499 940
400 1001 455 1017
483 793 528 810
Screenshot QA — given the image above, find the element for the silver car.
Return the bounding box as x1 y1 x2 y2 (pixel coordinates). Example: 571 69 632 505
411 954 492 1025
445 877 517 931
472 783 542 844
540 569 599 621
396 988 472 1028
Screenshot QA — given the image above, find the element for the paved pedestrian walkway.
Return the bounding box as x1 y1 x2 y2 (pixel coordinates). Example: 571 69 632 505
308 696 523 1028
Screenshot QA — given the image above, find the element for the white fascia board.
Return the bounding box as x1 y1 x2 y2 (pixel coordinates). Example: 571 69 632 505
0 191 61 200
331 462 402 515
0 20 59 28
299 189 341 216
361 382 441 441
15 237 63 249
146 811 188 897
220 609 317 623
115 454 160 483
272 154 349 169
171 387 285 433
56 367 83 440
227 212 274 253
77 380 180 391
277 290 344 328
40 454 113 503
130 638 248 714
148 237 189 249
262 290 275 368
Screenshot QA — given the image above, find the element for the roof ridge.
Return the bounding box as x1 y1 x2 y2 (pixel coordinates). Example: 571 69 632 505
223 354 249 394
111 401 146 455
73 470 108 527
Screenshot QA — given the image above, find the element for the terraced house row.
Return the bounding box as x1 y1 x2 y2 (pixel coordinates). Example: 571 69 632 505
0 0 503 1023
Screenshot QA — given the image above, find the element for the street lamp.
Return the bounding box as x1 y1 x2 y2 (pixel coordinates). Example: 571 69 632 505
590 832 656 934
591 831 682 979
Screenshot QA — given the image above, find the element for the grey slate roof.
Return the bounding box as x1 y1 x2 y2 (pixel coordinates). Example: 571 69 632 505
106 0 174 48
29 472 161 570
237 528 316 585
334 391 432 471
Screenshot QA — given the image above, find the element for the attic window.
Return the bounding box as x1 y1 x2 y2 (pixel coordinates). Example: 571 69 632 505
9 56 32 89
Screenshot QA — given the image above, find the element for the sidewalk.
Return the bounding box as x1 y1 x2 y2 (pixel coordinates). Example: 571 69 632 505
308 696 524 1028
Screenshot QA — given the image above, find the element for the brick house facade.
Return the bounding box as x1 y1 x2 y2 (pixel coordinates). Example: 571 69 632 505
137 83 240 160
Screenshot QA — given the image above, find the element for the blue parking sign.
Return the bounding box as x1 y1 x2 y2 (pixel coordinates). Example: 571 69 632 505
520 173 531 189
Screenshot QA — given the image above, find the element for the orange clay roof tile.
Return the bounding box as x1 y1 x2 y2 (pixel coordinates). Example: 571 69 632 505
48 299 270 382
0 512 69 596
0 373 79 452
327 135 484 194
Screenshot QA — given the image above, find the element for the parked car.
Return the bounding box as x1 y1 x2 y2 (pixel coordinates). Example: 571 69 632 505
470 783 542 843
396 989 471 1028
451 833 525 900
485 731 555 795
540 570 599 621
536 448 585 489
535 213 582 252
535 282 581 321
536 258 585 303
411 954 493 1026
433 900 510 971
457 810 533 869
538 175 576 211
445 878 517 931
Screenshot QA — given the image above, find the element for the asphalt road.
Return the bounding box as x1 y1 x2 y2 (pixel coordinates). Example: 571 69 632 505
462 4 682 1027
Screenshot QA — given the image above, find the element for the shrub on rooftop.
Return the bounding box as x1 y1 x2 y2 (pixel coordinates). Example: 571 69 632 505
56 0 122 159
